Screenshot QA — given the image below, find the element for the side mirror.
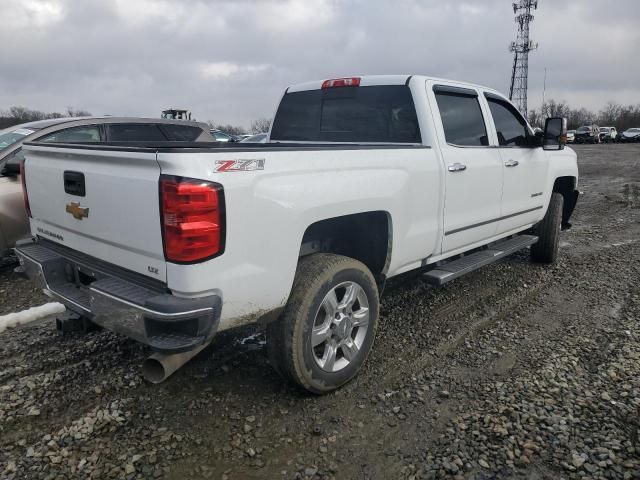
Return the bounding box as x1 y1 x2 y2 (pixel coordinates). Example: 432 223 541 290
1 161 20 176
1 149 24 177
543 117 567 151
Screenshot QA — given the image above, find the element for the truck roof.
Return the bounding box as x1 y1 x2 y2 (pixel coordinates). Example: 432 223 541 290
287 74 504 97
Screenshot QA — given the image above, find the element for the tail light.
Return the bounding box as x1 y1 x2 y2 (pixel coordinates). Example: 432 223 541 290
160 175 225 263
19 159 32 218
322 77 361 89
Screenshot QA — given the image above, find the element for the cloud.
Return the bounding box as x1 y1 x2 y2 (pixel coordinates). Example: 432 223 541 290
199 62 270 79
0 0 637 127
5 0 64 28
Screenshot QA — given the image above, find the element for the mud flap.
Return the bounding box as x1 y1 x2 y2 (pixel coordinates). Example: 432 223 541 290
561 189 579 230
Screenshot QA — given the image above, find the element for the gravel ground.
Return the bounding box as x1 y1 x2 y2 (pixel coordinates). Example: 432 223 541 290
1 144 639 480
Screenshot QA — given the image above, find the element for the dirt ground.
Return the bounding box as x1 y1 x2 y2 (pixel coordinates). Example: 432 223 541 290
1 144 639 480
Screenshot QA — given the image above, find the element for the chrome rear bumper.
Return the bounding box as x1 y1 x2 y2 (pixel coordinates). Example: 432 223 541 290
15 239 221 352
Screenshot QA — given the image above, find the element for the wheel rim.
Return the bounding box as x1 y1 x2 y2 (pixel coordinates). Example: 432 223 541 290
310 281 370 373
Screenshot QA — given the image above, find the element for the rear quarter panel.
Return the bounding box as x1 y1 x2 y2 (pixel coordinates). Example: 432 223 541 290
157 146 443 330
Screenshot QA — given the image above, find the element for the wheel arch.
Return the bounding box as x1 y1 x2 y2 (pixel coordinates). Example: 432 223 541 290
552 176 578 228
299 211 392 285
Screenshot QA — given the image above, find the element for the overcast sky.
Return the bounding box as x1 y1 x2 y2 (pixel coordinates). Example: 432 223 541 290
1 0 638 127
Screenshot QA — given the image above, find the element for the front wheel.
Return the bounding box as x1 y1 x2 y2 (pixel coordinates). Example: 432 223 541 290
531 192 564 264
267 254 379 394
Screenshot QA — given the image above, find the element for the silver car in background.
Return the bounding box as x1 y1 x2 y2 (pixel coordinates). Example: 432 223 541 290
0 117 214 256
240 133 268 143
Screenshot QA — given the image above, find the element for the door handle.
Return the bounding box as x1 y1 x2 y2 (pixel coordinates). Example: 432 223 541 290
448 163 467 172
504 160 519 168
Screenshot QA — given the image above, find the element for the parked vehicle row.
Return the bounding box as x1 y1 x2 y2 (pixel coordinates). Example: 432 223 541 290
14 74 578 394
573 125 601 144
566 125 640 144
0 117 213 255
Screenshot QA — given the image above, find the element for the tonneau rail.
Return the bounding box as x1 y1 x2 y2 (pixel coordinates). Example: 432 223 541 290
24 141 430 153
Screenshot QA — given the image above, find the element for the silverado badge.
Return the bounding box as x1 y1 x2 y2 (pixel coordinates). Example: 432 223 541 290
66 202 89 220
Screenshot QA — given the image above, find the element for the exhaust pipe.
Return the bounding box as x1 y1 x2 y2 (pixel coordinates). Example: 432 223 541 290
142 342 211 384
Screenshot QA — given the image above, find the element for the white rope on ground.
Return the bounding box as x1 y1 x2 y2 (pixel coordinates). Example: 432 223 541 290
0 303 66 334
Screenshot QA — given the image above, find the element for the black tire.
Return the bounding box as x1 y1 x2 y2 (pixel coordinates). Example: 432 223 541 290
267 254 379 394
531 192 564 264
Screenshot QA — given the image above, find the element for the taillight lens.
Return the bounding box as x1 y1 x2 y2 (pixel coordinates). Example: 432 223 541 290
19 159 32 218
160 175 224 263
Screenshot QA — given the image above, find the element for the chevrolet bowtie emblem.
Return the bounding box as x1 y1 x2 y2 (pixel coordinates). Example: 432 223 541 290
66 202 89 220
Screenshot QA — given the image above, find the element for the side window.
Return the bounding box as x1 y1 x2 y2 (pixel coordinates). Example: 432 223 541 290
162 124 204 141
108 124 167 141
40 125 101 143
434 90 488 146
486 97 529 147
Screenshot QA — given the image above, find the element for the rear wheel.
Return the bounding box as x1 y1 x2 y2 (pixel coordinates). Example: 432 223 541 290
531 192 563 264
267 254 379 394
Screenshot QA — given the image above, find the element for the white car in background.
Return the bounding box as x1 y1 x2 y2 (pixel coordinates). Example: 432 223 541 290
599 127 617 143
566 130 576 143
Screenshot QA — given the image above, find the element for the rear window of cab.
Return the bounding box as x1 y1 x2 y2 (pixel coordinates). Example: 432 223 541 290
270 85 421 144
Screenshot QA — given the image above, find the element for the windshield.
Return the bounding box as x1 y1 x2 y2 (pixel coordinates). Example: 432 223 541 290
599 128 610 132
627 128 640 133
0 127 36 151
576 126 591 133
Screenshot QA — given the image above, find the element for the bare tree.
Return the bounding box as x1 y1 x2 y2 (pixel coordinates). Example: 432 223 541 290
66 107 92 117
528 99 640 130
0 105 93 129
250 117 272 134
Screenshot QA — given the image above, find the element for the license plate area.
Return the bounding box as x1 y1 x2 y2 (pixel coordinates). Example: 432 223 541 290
63 261 98 287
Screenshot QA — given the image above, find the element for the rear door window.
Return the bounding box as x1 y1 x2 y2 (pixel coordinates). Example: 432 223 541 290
434 88 488 146
162 124 204 141
107 124 167 141
270 85 421 143
40 125 102 143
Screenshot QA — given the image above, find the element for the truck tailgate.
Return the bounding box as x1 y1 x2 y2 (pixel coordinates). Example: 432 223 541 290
23 145 166 281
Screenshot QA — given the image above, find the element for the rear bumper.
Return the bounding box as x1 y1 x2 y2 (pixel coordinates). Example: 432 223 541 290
14 238 221 353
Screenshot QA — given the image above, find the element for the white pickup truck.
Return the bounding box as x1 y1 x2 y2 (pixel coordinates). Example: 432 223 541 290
15 75 579 394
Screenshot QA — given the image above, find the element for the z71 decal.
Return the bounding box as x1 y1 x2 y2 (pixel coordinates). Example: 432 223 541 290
215 159 265 172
